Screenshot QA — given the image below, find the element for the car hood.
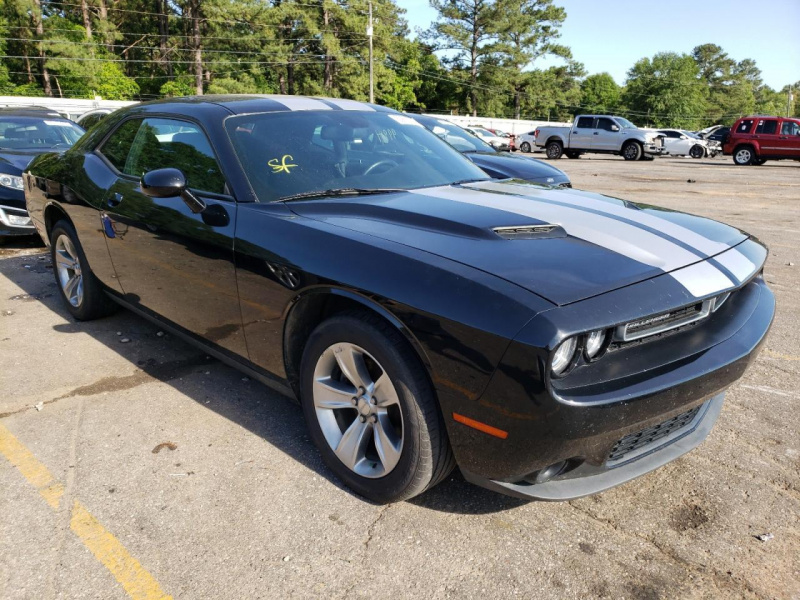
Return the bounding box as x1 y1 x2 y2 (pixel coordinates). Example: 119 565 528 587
289 180 750 305
465 152 570 185
0 149 46 173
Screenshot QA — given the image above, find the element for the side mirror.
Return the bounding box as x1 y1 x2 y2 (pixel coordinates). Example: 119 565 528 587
140 168 206 214
611 125 620 132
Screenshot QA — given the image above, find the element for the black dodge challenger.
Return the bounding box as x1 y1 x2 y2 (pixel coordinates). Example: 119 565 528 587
24 96 774 503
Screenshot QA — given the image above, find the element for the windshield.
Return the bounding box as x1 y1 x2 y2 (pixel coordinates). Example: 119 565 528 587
414 116 496 153
681 130 700 139
225 111 489 202
0 117 84 150
615 118 638 129
471 127 495 137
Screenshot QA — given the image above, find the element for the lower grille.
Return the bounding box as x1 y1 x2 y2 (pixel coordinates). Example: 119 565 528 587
609 405 702 463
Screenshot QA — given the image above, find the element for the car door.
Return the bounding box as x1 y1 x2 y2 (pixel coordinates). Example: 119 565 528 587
570 116 595 149
753 118 780 157
776 119 800 157
95 116 247 358
592 117 623 151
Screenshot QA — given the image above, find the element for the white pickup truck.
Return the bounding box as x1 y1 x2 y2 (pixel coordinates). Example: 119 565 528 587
534 115 665 161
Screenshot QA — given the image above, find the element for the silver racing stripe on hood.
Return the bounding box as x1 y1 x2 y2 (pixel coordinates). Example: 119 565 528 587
483 180 734 257
669 261 737 297
411 185 707 272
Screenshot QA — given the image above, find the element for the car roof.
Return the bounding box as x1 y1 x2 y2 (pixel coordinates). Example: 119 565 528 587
0 106 66 118
130 94 397 116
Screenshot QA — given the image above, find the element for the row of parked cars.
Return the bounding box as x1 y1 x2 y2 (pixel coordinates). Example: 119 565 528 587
514 114 800 165
16 94 774 504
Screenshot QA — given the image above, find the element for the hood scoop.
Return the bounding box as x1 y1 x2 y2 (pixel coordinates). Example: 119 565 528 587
492 224 566 240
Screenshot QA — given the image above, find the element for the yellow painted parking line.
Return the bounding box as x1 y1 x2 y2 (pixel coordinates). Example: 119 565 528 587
764 349 800 362
0 423 172 600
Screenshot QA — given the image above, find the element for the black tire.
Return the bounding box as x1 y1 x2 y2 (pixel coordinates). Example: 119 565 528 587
565 151 581 159
622 141 643 161
299 311 455 503
520 141 531 153
689 145 705 159
545 140 563 160
733 145 754 165
50 220 117 320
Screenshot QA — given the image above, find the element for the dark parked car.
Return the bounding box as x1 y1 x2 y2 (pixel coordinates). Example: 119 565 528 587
0 106 85 240
408 114 570 186
25 96 774 503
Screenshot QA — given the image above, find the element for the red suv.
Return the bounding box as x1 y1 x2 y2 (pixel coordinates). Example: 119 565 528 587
723 116 800 165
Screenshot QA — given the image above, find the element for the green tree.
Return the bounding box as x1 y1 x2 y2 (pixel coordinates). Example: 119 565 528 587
622 52 708 129
491 0 569 119
580 72 620 114
426 0 498 116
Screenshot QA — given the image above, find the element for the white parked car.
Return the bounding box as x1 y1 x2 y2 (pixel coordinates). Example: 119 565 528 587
657 129 709 159
464 126 509 151
517 130 539 153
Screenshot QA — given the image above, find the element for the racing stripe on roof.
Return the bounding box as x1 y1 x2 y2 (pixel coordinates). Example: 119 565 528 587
325 98 376 111
272 97 333 111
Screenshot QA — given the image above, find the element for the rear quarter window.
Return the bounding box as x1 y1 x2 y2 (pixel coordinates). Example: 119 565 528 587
736 119 755 134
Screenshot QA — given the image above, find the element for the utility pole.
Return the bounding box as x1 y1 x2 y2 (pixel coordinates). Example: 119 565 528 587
788 88 793 118
368 2 374 104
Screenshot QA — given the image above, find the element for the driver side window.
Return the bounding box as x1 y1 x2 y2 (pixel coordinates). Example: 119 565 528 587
99 117 226 195
596 118 617 132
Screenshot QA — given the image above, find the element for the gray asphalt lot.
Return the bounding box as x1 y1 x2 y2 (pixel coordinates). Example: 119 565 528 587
1 154 798 600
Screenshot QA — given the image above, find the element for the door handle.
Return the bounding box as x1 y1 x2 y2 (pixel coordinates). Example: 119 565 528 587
780 136 788 139
593 132 599 135
107 192 123 208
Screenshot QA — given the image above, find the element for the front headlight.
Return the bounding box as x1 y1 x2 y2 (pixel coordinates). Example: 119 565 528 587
0 174 24 191
584 330 607 359
551 337 578 376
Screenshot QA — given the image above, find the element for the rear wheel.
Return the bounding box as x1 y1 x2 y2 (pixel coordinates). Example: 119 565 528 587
689 144 705 159
733 146 754 165
545 141 563 160
50 220 117 320
519 141 531 153
622 141 643 161
299 312 454 503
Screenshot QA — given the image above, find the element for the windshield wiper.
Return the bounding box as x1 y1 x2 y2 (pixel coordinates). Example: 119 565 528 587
278 187 405 202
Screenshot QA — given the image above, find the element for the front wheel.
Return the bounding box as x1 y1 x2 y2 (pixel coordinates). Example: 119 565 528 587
689 145 705 159
520 141 531 153
622 141 643 161
545 141 563 160
299 312 454 503
50 220 117 320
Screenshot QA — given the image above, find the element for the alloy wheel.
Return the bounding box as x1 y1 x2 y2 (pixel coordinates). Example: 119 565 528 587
735 148 752 164
312 342 404 478
54 234 83 307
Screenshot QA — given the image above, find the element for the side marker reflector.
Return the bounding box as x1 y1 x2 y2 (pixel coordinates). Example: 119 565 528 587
452 413 508 439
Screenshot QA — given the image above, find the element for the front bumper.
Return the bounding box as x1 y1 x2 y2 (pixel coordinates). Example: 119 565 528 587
446 271 774 500
644 142 666 155
463 392 725 500
0 195 35 237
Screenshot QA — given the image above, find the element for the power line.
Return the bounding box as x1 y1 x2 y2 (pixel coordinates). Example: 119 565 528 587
4 25 369 41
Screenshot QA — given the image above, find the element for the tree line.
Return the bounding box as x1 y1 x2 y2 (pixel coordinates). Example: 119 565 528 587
1 0 796 128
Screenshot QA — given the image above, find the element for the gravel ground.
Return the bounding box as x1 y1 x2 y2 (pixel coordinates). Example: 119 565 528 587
1 154 798 600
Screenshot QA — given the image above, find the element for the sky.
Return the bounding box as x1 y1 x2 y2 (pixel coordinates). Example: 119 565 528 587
397 0 800 90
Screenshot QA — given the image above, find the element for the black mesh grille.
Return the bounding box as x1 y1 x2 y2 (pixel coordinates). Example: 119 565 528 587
609 405 702 463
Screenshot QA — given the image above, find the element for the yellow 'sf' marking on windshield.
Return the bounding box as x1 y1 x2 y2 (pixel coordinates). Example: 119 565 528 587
268 154 298 174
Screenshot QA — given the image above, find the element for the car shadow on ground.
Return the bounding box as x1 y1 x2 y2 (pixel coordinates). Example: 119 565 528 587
1 246 527 514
